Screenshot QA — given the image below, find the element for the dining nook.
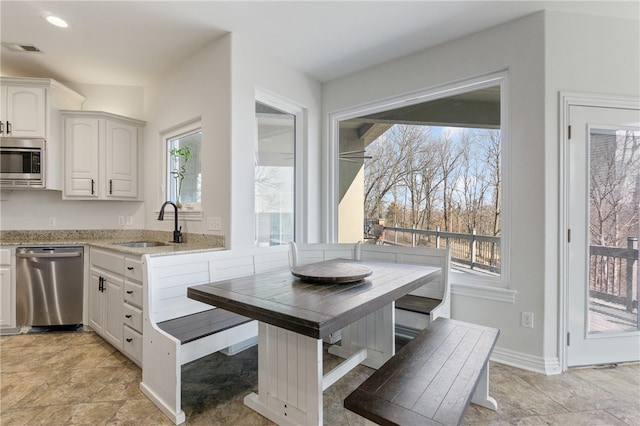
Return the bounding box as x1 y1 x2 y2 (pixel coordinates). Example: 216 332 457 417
139 242 498 425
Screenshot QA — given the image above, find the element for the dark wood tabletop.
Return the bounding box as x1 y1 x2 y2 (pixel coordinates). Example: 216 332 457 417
187 258 441 339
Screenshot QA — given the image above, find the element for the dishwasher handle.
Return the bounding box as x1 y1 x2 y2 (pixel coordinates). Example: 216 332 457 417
16 251 82 259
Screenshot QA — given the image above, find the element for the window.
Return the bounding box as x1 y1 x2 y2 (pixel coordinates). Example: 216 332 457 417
335 76 509 289
163 122 201 209
255 101 295 246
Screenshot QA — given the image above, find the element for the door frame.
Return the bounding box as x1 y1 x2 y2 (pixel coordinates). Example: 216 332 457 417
559 91 640 371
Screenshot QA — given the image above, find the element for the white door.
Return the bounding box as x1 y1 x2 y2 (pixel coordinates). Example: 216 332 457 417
567 104 640 367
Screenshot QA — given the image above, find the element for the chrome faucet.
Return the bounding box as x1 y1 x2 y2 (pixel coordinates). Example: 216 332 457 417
158 201 182 243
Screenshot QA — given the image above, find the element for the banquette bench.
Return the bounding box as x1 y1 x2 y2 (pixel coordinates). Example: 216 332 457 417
140 243 451 424
140 245 291 424
344 317 500 425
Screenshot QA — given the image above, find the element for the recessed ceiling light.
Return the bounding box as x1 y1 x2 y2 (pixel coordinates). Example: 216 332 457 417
45 15 69 28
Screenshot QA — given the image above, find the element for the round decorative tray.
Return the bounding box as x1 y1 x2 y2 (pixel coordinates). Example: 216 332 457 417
291 259 372 284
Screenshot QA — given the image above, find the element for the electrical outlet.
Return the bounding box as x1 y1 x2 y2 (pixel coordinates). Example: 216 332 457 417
206 217 222 231
521 312 534 328
118 216 125 226
126 216 133 226
48 217 56 227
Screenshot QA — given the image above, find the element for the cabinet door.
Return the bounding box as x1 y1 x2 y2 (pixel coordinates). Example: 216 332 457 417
89 268 105 334
64 117 100 198
3 86 46 137
103 270 124 347
0 266 13 327
106 120 138 198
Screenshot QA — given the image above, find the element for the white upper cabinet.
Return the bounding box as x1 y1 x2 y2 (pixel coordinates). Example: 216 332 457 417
106 119 138 198
1 86 46 137
64 116 100 197
62 111 144 200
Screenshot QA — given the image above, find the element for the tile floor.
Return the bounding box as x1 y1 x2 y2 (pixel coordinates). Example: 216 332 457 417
1 329 638 425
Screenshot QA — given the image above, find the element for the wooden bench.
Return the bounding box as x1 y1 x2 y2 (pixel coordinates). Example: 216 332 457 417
156 309 252 345
344 317 500 425
140 245 291 425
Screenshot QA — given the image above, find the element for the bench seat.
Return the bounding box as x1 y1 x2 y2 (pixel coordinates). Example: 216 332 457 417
157 309 252 344
344 317 499 426
395 295 442 315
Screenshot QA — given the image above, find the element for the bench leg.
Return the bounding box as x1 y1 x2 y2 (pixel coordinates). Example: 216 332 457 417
244 322 323 425
328 303 394 369
471 362 498 411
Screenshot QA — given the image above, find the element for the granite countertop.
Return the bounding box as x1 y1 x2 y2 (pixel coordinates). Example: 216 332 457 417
0 229 225 256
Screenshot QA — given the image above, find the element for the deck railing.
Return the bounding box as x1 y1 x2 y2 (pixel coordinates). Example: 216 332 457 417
590 237 638 314
377 226 500 274
376 227 638 314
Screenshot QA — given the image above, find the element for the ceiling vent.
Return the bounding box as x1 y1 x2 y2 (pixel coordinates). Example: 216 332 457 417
2 43 44 53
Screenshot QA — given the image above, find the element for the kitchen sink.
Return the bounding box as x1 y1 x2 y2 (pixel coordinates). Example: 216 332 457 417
116 241 168 248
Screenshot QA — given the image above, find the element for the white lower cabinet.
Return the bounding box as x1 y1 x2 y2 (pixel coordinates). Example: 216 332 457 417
0 248 14 329
90 247 143 366
89 268 123 348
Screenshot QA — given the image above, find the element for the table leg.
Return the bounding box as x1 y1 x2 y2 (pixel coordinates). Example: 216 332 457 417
327 303 394 369
244 322 323 425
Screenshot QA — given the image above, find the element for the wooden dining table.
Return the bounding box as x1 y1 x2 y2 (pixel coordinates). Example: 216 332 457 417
187 258 441 426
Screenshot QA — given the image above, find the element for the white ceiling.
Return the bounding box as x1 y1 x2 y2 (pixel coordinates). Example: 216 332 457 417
1 1 638 86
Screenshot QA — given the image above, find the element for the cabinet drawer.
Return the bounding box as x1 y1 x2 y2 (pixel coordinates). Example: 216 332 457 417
124 257 142 282
0 249 11 266
123 303 143 333
91 248 124 274
123 281 142 308
123 325 142 363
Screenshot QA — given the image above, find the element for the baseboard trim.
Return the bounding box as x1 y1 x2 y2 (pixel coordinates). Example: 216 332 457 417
491 346 561 375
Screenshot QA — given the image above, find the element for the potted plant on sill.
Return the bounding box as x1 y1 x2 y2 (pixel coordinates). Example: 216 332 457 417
169 145 191 208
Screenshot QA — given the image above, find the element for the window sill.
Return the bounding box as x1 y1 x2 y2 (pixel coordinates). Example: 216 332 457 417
450 267 516 303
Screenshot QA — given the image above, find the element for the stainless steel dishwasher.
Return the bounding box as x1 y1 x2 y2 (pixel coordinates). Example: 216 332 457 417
16 246 84 327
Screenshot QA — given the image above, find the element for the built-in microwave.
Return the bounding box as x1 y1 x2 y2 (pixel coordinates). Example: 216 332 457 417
0 137 46 189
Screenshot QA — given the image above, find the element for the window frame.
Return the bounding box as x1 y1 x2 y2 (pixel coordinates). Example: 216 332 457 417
326 72 513 298
160 118 203 216
255 88 307 245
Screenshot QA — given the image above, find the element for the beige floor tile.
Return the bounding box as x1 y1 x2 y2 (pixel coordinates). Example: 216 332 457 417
2 331 638 426
538 409 630 425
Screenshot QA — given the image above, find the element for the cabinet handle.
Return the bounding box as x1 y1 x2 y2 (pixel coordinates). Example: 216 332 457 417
109 179 113 195
127 266 134 271
6 121 11 135
125 314 132 318
126 338 133 343
91 179 95 195
98 276 104 292
0 121 3 135
126 290 133 294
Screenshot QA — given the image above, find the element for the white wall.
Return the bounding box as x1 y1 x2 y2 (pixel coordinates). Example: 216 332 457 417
65 83 145 120
542 12 640 367
142 34 232 239
0 190 145 230
229 33 322 249
322 10 639 373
